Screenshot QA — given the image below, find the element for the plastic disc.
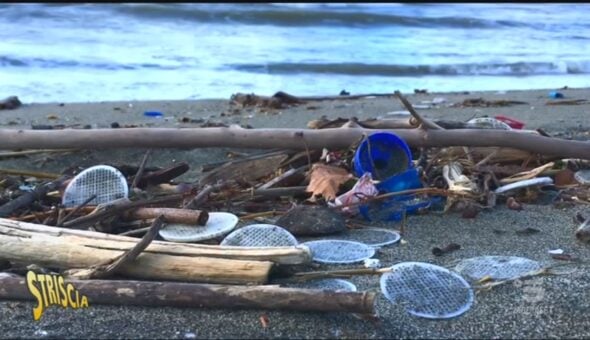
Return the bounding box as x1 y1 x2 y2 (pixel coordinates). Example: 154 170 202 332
159 212 239 243
220 224 298 247
454 256 542 281
62 165 128 207
381 262 474 319
302 240 375 264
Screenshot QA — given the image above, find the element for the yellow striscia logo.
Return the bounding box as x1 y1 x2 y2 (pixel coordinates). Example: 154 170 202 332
26 271 89 321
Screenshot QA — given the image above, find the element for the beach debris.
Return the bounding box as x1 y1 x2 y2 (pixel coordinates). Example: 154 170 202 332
302 240 375 264
380 262 474 319
494 177 554 195
494 115 525 129
144 111 163 117
507 197 523 211
0 96 21 110
220 224 298 247
575 218 590 243
329 173 378 215
288 278 357 292
432 243 461 256
545 99 588 106
306 163 353 201
548 91 564 99
554 169 577 186
451 98 528 107
62 165 128 207
259 314 270 329
515 227 540 236
323 228 401 248
443 162 477 193
548 248 564 255
363 258 381 268
454 256 542 281
353 132 412 180
574 170 590 185
466 117 512 130
276 205 346 236
200 152 288 187
159 212 238 243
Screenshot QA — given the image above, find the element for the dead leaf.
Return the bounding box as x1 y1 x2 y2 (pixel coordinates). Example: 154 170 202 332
306 163 353 201
46 114 59 120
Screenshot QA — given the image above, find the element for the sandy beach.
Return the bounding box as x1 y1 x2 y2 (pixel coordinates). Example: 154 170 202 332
1 87 589 339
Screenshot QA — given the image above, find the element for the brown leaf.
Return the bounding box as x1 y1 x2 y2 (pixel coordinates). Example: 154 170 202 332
306 163 353 201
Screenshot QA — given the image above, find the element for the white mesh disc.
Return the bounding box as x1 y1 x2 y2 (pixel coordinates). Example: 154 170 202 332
574 170 590 184
220 224 298 247
381 262 474 319
454 256 542 281
289 279 357 292
62 165 128 207
302 240 375 264
325 228 401 248
159 212 239 243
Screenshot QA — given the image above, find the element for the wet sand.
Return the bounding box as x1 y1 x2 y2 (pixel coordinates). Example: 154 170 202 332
0 87 589 339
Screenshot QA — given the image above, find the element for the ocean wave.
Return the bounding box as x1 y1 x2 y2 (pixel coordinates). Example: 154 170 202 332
109 4 526 29
0 56 182 70
229 61 590 76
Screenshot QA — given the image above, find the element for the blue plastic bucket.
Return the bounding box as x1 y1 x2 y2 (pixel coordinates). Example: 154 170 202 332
360 195 433 222
376 167 422 193
353 132 413 180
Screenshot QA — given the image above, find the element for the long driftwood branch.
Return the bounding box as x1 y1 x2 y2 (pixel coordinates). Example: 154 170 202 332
0 218 311 265
0 126 588 159
0 274 375 314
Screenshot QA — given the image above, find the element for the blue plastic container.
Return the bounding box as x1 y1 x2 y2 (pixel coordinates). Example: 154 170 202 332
548 91 564 99
360 195 433 222
353 132 413 180
144 111 163 117
376 167 422 193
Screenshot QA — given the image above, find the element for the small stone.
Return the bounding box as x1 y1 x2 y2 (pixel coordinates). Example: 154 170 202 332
276 205 346 236
184 332 196 339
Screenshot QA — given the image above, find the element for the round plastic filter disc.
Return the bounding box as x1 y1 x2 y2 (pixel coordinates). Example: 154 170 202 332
302 240 376 264
454 256 542 281
289 279 357 292
62 165 128 207
220 224 298 247
380 262 474 319
324 228 401 248
159 212 239 243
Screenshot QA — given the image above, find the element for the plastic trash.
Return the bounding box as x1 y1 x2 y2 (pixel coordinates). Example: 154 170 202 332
62 165 128 207
548 91 564 99
353 132 413 180
494 115 525 129
494 177 553 194
144 111 163 117
360 195 432 222
466 117 511 130
375 167 422 193
159 212 238 243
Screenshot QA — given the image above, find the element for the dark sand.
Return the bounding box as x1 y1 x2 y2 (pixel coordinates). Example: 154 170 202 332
0 87 589 339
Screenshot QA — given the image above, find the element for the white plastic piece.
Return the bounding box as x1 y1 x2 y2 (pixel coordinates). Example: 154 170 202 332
494 177 553 194
289 279 357 292
380 262 474 319
364 258 381 268
159 212 239 243
574 170 590 184
466 117 512 130
220 224 298 247
62 165 128 207
454 256 542 281
548 249 564 255
302 240 375 264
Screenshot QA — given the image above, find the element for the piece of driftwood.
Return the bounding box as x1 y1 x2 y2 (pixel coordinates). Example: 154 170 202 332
134 162 190 189
0 231 272 284
1 126 588 159
130 149 152 189
123 207 209 226
65 215 164 279
0 275 376 315
0 218 311 265
576 218 590 243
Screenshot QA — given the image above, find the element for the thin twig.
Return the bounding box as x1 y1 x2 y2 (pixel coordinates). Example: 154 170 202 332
131 149 152 189
56 194 97 227
394 91 443 130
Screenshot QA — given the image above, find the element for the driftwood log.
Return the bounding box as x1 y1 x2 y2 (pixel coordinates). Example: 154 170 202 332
0 218 311 265
122 207 209 226
0 126 588 159
0 274 376 315
0 231 272 285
